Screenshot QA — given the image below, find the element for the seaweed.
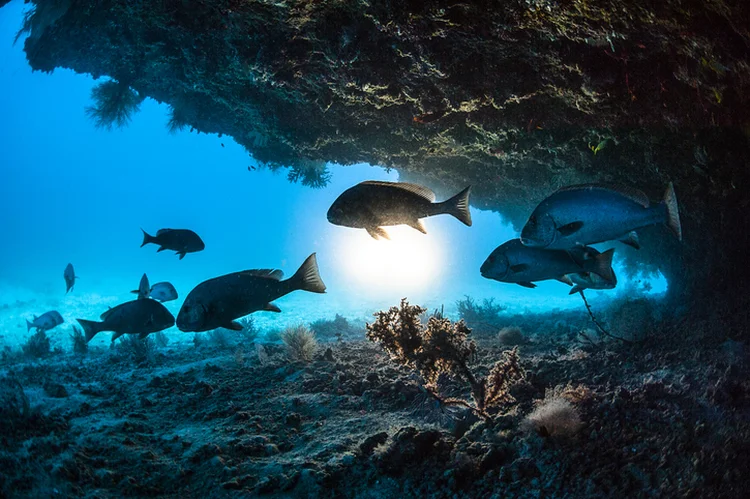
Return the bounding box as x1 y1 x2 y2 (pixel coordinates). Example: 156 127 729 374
85 80 143 130
70 326 87 355
22 330 50 359
281 325 318 363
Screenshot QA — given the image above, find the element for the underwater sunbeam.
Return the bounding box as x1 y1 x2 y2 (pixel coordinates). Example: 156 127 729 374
336 225 443 294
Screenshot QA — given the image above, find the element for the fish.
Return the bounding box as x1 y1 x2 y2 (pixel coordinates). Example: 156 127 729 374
176 253 326 332
480 239 615 288
568 271 617 295
77 299 175 342
520 183 681 250
148 282 179 302
64 263 77 293
141 228 205 259
27 311 64 333
130 280 179 302
327 181 472 240
131 273 150 300
563 247 618 294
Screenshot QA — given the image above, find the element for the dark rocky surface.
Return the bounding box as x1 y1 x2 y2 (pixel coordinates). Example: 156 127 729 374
9 0 750 316
1 308 749 497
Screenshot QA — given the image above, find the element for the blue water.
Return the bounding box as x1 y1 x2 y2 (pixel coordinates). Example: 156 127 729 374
0 0 664 348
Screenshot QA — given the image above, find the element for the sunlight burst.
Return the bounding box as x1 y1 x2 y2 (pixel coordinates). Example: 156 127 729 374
337 225 443 294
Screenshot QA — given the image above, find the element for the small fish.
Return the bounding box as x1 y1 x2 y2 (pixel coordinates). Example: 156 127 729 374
327 181 472 240
568 271 617 295
27 311 64 333
149 282 179 302
480 239 615 288
77 299 175 342
176 253 326 332
131 281 179 302
141 228 205 259
131 273 150 300
564 247 618 294
64 263 77 293
520 183 681 250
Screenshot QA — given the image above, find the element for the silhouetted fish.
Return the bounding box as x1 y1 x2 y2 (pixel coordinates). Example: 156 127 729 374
131 273 150 300
520 183 681 249
64 263 77 293
77 299 175 342
327 181 472 239
141 228 205 259
176 253 326 332
27 311 64 332
480 239 615 288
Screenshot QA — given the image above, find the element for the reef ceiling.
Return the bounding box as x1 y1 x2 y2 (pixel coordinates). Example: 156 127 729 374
10 0 750 318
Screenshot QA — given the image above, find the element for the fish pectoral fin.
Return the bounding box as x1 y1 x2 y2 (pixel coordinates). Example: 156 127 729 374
509 264 530 273
620 231 641 250
517 281 537 289
177 252 186 260
556 221 584 236
224 321 244 331
407 219 427 234
366 227 390 240
111 331 125 342
556 275 574 286
156 246 167 253
263 303 281 313
569 285 585 295
138 332 150 339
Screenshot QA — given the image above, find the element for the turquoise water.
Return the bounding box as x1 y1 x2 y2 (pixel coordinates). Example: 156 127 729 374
0 1 664 350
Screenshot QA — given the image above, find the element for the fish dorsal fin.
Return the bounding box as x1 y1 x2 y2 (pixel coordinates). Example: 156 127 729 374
241 269 284 280
556 184 650 208
156 228 173 236
361 181 436 202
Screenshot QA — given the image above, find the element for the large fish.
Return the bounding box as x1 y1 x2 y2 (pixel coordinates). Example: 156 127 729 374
77 299 175 342
480 239 615 288
520 183 682 250
176 253 326 332
64 263 77 293
327 181 472 239
141 228 205 259
27 311 64 333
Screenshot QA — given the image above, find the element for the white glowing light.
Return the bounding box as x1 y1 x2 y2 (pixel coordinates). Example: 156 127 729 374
336 225 443 294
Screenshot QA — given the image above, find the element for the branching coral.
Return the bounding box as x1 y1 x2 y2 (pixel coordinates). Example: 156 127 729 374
85 80 143 130
366 299 525 420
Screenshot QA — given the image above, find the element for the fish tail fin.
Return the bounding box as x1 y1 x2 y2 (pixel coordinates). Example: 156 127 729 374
589 248 616 285
569 285 585 295
663 182 682 241
437 186 472 226
288 253 327 294
141 228 155 247
26 319 33 332
77 319 104 342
